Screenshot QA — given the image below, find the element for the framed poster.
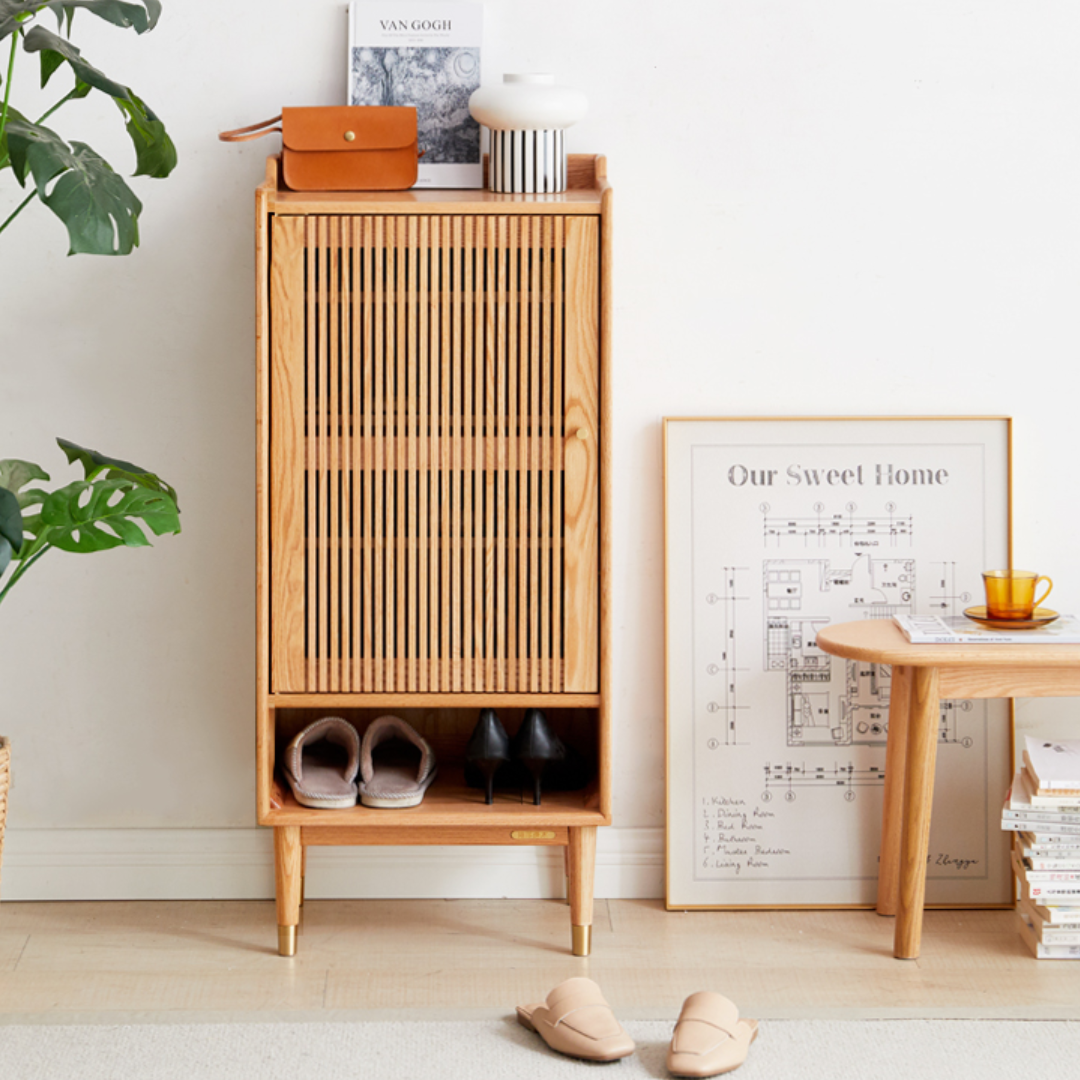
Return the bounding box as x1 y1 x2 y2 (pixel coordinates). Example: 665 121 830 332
664 417 1013 909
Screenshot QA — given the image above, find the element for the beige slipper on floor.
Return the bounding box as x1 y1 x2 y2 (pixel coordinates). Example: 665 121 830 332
516 976 635 1062
667 991 758 1077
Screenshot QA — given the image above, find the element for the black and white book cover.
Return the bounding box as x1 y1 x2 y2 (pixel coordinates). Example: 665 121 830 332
348 2 483 188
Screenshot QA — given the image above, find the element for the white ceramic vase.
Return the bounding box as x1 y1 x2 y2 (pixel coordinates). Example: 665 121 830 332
468 74 588 194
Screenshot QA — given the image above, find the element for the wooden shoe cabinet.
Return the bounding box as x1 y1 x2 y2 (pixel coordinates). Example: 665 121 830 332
255 155 612 956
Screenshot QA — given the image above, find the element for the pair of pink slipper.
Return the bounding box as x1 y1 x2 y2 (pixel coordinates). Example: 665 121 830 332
516 977 758 1076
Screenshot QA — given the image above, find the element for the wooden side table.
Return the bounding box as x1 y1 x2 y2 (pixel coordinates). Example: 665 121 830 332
816 619 1080 959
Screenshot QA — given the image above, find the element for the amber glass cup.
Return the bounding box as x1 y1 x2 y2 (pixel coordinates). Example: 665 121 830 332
982 570 1053 621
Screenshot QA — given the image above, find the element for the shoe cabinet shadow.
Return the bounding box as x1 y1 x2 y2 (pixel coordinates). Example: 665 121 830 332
255 155 613 957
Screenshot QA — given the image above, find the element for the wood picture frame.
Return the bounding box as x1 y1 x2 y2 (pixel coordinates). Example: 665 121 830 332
663 416 1013 909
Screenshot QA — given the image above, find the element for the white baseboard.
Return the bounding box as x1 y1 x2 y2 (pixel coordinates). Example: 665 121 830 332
0 827 664 901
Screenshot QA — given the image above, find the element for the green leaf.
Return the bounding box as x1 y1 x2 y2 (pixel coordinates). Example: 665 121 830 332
2 2 161 40
21 27 177 178
24 25 130 98
4 117 142 253
0 534 12 576
40 477 180 553
0 1 37 41
0 458 49 501
0 484 22 554
114 92 175 177
57 438 179 509
39 42 65 86
46 141 142 253
0 102 27 174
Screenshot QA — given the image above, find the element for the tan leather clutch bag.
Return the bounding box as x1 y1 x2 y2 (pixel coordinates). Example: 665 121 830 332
219 106 420 191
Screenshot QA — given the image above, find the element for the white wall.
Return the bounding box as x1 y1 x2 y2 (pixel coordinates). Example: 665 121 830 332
3 1 1079 900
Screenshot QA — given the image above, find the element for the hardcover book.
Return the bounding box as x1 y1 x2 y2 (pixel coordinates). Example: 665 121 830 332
348 1 483 189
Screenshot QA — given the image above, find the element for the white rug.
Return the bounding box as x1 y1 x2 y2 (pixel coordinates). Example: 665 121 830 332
2 1018 1079 1080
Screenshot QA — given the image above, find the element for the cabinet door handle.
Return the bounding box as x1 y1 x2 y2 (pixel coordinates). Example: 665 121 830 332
573 428 589 441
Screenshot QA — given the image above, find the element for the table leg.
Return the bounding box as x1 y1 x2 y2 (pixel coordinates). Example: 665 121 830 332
568 825 597 956
895 665 940 959
877 664 911 917
274 825 302 956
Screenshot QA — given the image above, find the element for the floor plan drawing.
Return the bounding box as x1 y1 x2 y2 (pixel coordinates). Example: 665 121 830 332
763 556 914 746
666 418 1013 908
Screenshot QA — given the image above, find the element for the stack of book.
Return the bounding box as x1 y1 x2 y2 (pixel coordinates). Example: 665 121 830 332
1004 737 1080 958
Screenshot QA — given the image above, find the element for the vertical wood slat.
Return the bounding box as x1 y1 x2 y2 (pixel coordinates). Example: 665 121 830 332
327 216 341 694
269 216 307 692
308 218 322 692
447 216 460 695
395 217 407 692
506 215 519 693
457 217 470 691
529 217 542 694
552 217 565 692
361 217 375 693
418 216 430 693
373 216 386 692
464 216 479 693
271 211 595 694
483 219 497 691
562 218 601 692
350 219 363 693
539 217 553 693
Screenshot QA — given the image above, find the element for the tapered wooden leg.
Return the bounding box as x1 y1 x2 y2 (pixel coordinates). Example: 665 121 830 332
895 666 940 959
568 825 597 956
300 843 307 908
564 844 571 903
274 825 302 956
877 664 911 916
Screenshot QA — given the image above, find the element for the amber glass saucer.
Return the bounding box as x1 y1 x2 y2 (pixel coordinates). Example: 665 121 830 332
963 606 1060 631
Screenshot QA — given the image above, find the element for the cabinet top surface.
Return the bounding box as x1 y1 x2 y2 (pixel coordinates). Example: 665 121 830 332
817 618 1080 667
259 154 609 216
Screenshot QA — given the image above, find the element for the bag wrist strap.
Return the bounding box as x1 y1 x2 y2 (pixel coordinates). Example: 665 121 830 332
218 115 283 143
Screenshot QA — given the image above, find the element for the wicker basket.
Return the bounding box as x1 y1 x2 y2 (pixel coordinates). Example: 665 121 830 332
0 736 9 897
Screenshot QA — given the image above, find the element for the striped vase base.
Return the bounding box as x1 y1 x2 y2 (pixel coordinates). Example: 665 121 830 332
488 129 567 194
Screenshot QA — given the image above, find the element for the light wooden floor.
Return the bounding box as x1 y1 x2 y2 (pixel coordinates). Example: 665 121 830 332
1 899 1079 1020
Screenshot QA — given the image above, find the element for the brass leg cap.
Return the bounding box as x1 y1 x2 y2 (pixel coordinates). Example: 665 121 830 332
571 924 592 957
278 925 297 957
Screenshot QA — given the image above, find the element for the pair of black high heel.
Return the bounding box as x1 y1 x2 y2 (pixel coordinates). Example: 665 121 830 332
465 708 568 806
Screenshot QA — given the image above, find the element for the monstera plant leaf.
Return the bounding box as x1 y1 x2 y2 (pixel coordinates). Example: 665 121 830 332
0 440 180 606
0 486 22 574
5 116 142 253
0 0 174 254
23 476 180 553
0 458 49 504
24 25 176 178
0 1 161 41
58 437 178 507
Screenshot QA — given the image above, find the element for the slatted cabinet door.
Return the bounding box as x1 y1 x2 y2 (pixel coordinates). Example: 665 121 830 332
269 212 600 695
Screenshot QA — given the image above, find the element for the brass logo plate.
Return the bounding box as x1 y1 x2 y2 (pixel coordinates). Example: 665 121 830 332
511 830 556 840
